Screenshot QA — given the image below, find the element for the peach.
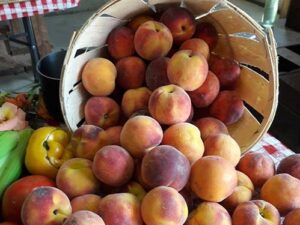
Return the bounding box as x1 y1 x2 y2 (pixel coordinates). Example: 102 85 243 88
190 155 238 202
71 194 101 213
180 38 210 59
260 173 300 216
237 152 275 188
141 145 190 191
160 6 196 44
188 71 220 108
21 186 72 225
148 84 192 125
283 208 300 225
98 193 142 225
121 87 152 117
63 210 105 225
120 115 163 158
97 125 122 148
277 154 300 180
107 26 135 60
187 202 231 225
232 200 280 225
92 145 134 187
167 50 208 91
141 186 188 225
84 96 120 129
194 117 229 141
204 133 241 166
209 90 245 125
81 58 117 96
145 57 170 91
210 57 241 89
194 22 218 50
222 171 254 213
162 122 204 164
124 181 147 201
128 15 154 32
134 20 173 60
116 56 146 90
56 158 100 199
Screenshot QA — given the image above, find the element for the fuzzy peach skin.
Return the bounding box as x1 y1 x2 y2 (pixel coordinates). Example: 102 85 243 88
21 186 72 225
160 6 196 44
148 84 192 125
180 38 210 59
190 156 238 202
194 117 229 141
141 145 190 191
194 22 218 50
232 200 280 225
277 154 300 180
98 193 143 225
63 210 105 225
134 20 173 60
120 115 163 158
92 145 134 187
222 171 254 213
187 202 232 225
141 186 188 225
260 173 300 216
71 194 101 213
81 58 117 96
107 26 135 60
188 71 220 108
167 50 208 91
127 15 154 32
98 125 122 149
56 158 100 199
121 87 152 118
283 208 300 225
116 56 146 90
84 96 120 129
204 133 241 167
162 122 204 164
237 152 275 188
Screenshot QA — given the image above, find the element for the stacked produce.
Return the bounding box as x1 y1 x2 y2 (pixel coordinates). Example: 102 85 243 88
0 4 299 225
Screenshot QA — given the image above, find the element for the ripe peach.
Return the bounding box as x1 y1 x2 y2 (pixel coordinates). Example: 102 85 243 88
97 125 122 148
194 117 229 140
71 194 101 213
84 96 120 129
160 6 196 44
123 181 147 201
63 210 105 225
187 202 231 225
141 186 188 225
194 22 218 50
98 193 142 225
120 115 163 158
209 90 245 125
134 20 173 60
141 145 190 191
92 145 134 187
162 122 204 164
81 58 116 96
145 57 170 91
148 84 192 125
127 15 154 32
237 152 275 188
121 87 152 117
232 200 280 225
167 50 208 91
56 158 100 199
277 154 300 180
188 71 220 108
116 56 146 90
204 133 241 166
21 186 72 225
190 155 238 202
261 173 300 216
283 208 300 225
107 26 135 60
180 38 210 59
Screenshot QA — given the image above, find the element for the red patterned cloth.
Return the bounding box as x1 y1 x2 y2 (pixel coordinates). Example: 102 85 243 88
0 0 80 21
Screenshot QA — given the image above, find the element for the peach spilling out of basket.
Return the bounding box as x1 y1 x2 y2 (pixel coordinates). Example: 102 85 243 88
60 0 278 153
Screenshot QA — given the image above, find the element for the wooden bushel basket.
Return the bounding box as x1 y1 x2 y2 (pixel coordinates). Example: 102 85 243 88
60 0 278 154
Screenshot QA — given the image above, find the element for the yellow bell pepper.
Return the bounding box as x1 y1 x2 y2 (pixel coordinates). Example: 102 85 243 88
25 126 72 179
